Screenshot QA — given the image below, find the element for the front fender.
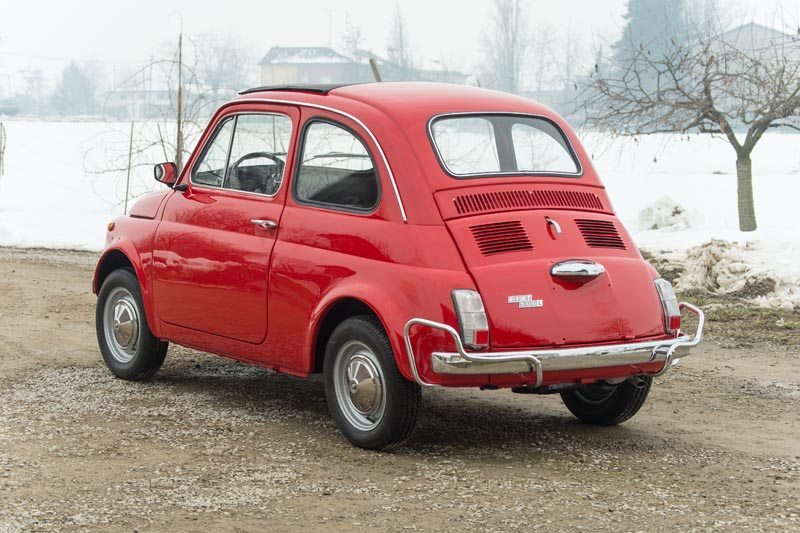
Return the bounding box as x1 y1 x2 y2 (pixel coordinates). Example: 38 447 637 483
93 219 160 337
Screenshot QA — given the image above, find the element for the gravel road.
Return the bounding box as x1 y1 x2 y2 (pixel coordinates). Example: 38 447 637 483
0 247 798 531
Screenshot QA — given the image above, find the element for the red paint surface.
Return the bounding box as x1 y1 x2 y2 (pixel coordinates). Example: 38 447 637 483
94 83 673 388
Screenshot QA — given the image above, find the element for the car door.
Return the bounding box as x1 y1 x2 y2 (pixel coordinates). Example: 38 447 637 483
152 107 298 344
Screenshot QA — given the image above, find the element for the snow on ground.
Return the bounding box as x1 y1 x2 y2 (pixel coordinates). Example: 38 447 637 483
0 119 798 307
585 132 800 309
0 120 170 250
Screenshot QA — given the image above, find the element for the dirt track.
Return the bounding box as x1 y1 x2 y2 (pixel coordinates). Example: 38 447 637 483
0 247 798 531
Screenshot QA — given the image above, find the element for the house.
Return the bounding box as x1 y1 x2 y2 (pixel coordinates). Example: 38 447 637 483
259 46 365 85
258 46 467 86
716 22 800 60
102 89 173 120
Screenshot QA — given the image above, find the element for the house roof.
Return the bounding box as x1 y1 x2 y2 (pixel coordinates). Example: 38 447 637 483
258 46 353 66
719 22 798 50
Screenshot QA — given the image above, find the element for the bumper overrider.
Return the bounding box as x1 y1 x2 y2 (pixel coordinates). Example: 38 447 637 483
403 302 704 388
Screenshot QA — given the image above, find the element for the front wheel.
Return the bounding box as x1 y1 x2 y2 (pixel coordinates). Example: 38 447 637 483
560 376 652 425
324 315 421 450
96 268 168 381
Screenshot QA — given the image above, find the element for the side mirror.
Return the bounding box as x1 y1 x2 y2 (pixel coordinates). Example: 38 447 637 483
154 162 178 186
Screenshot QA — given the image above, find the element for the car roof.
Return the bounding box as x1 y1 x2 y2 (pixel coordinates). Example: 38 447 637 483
233 81 557 121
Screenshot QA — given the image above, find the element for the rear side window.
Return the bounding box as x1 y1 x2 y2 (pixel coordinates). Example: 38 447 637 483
430 114 580 177
294 121 379 211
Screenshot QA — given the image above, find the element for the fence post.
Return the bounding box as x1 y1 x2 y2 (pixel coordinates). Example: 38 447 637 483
124 121 134 215
0 122 6 180
369 58 383 82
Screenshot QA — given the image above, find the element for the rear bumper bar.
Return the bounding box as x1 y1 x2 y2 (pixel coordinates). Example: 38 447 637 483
403 302 704 388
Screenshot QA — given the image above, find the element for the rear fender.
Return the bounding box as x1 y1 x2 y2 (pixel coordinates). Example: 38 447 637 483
306 282 411 378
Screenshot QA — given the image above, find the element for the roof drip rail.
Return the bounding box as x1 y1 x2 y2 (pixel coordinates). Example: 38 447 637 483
238 83 365 95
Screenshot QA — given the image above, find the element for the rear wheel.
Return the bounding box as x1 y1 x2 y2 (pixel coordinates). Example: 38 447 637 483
560 376 652 425
324 315 420 450
96 268 168 381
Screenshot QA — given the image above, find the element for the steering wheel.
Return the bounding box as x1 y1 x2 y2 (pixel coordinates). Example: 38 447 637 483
228 152 285 193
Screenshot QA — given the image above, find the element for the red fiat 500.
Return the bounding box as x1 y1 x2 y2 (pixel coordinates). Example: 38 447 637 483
94 82 704 450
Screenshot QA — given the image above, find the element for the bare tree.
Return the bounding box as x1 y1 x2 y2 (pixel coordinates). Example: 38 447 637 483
87 32 212 209
52 61 103 116
387 3 414 77
481 0 528 94
528 23 554 96
553 23 581 98
342 13 364 58
195 33 249 98
580 13 800 231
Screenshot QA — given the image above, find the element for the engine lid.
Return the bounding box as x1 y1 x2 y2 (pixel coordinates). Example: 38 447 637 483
445 210 665 349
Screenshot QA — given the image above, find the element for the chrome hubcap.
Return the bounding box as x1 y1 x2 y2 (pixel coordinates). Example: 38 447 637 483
334 341 386 431
103 287 140 364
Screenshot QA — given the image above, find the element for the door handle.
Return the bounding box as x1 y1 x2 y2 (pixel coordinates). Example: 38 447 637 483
251 219 278 230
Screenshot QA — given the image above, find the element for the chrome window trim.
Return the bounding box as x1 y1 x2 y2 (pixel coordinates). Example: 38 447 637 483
234 98 408 222
189 111 294 199
426 111 584 179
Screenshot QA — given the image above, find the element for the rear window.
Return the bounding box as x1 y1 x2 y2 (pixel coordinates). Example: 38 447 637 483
430 114 580 177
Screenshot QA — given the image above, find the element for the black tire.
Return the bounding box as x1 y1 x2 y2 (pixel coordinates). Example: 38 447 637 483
560 376 652 425
323 315 421 450
96 268 168 381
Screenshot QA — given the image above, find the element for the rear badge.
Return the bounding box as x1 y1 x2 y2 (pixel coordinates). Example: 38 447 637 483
507 294 544 309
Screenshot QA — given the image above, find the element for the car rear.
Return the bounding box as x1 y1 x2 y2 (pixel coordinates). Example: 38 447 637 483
404 110 701 387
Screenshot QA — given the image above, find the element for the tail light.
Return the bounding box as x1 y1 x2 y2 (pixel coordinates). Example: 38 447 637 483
452 289 490 349
654 278 681 334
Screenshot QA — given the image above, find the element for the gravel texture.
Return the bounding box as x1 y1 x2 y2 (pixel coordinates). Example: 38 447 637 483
0 247 798 531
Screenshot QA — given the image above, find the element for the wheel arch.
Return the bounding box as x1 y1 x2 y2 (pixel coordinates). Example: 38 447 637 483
94 249 135 294
306 283 416 378
94 244 160 337
310 296 384 374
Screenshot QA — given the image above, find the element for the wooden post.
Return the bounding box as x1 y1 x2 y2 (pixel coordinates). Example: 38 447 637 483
124 121 134 215
369 58 382 82
0 122 6 179
176 27 184 174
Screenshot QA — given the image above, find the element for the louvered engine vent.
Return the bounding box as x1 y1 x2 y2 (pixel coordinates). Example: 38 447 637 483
470 221 534 256
454 189 604 216
575 219 626 249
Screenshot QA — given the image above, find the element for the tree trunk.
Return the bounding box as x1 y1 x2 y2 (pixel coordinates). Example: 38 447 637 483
735 155 757 232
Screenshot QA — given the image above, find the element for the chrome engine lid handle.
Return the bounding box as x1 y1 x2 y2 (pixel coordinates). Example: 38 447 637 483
550 259 606 278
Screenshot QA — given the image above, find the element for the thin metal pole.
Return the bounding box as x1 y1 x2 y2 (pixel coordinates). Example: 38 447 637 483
124 121 134 214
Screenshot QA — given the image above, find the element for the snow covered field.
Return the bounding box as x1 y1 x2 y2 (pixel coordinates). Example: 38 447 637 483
0 119 798 307
585 132 800 309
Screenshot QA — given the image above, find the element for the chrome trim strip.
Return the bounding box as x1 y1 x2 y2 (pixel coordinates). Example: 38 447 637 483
233 98 408 222
403 302 704 387
426 111 584 179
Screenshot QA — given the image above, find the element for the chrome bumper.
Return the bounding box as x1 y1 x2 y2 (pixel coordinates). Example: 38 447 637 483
403 302 704 388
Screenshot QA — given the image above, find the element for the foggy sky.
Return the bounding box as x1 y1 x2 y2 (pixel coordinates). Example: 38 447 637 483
1 0 799 79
